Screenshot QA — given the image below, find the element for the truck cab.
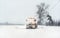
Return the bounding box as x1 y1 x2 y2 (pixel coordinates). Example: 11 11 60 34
26 17 37 29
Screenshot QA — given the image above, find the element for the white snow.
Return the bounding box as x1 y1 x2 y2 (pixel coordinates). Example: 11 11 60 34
0 25 60 38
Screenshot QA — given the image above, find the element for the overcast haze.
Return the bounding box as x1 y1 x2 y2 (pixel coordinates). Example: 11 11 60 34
0 0 60 24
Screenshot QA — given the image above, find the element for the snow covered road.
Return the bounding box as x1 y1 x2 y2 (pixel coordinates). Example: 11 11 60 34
0 25 60 38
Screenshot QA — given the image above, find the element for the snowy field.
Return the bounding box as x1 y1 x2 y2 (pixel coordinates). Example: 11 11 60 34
0 25 60 38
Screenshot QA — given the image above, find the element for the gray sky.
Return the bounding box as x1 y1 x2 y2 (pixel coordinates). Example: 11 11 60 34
0 0 60 24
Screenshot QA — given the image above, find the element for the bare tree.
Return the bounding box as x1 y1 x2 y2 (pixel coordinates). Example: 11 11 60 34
37 3 53 25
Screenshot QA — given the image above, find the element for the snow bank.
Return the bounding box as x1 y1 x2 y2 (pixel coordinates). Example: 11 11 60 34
0 25 60 38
